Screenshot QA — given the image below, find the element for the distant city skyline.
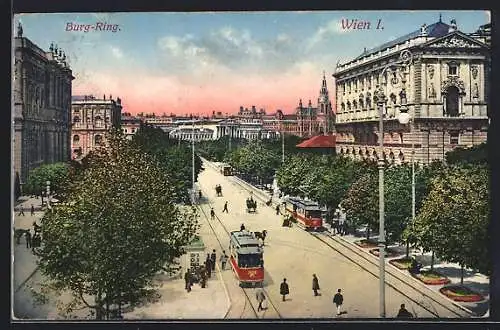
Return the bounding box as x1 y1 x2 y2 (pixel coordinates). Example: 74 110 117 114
14 11 490 115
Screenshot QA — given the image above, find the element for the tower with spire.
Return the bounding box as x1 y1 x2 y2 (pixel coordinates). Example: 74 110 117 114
317 71 335 134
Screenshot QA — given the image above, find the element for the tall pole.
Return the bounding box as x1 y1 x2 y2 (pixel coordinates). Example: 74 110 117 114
411 119 416 226
376 86 386 318
281 120 285 163
192 117 195 200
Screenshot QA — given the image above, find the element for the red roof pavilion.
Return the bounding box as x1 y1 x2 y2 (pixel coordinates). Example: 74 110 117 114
296 134 336 148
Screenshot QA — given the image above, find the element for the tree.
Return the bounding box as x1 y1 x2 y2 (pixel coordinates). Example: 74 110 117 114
412 165 490 280
384 164 412 245
341 172 379 240
36 131 199 319
446 142 487 165
275 155 314 197
14 172 22 200
23 163 70 198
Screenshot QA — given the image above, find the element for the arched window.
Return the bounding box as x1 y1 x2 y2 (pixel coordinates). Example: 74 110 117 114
341 103 345 112
95 116 103 127
73 116 80 123
353 100 357 109
445 86 460 117
448 62 458 76
73 135 80 143
347 101 351 111
94 135 103 146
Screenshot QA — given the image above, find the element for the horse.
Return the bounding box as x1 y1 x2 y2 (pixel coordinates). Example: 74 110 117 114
254 230 267 245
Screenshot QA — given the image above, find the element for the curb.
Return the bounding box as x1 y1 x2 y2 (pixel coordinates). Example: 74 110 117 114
15 265 40 293
215 260 232 319
333 234 478 317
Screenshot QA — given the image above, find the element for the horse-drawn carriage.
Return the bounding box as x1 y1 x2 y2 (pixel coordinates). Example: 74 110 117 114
246 198 257 213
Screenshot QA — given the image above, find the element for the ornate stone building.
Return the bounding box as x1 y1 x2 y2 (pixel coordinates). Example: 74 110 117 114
13 23 74 184
296 73 335 137
70 95 122 159
333 18 489 164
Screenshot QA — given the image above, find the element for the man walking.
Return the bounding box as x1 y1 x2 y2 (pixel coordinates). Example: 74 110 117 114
220 250 229 270
396 303 413 318
25 230 32 249
184 271 192 292
312 274 320 296
17 206 25 216
256 288 266 311
275 204 280 215
205 254 212 278
210 249 217 271
210 208 215 220
222 201 228 213
333 289 344 316
280 278 289 302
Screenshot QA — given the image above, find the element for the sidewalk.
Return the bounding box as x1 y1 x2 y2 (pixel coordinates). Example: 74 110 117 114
229 173 490 317
12 195 230 320
13 196 45 292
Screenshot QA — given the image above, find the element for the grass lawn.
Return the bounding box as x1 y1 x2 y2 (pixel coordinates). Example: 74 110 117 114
389 257 412 269
440 285 484 302
412 270 451 285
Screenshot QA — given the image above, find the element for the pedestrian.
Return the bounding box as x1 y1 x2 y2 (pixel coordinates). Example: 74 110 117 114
31 204 35 216
205 254 212 278
333 289 344 316
222 201 228 213
198 190 202 200
17 207 25 216
275 204 280 215
396 303 413 318
25 230 32 249
220 250 229 270
210 208 215 220
184 271 191 292
256 288 266 311
33 221 41 234
210 249 217 271
200 266 207 288
338 215 345 236
280 278 289 302
240 223 246 231
312 274 320 296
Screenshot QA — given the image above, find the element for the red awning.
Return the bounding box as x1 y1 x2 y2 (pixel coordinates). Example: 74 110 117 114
296 134 336 148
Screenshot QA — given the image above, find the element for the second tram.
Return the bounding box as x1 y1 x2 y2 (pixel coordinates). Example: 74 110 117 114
283 196 324 231
229 230 264 286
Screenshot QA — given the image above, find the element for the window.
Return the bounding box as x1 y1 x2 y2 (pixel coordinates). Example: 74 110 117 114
94 135 103 146
450 131 459 145
448 62 458 75
73 135 80 143
73 116 80 123
95 116 103 127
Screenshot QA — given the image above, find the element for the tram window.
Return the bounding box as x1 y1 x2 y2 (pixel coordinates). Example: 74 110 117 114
238 254 262 268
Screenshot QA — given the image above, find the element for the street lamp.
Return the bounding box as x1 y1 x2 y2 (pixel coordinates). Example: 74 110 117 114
374 49 413 318
46 180 51 209
281 118 285 163
191 116 195 203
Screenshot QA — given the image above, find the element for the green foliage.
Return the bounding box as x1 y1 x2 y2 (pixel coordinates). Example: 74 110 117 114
446 142 487 165
384 164 412 244
23 163 70 197
131 124 203 204
226 140 280 184
412 165 490 275
341 172 379 239
37 131 199 319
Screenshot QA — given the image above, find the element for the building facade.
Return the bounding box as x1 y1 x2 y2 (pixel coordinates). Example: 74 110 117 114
295 74 335 137
333 18 489 164
121 114 142 140
70 95 122 159
13 23 74 184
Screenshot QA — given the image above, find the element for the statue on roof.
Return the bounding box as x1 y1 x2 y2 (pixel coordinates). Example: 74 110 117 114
17 22 23 37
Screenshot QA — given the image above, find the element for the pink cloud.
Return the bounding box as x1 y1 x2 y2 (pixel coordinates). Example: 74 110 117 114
72 68 336 116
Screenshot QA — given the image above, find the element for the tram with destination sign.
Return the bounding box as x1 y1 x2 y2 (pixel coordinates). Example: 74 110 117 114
283 196 324 231
229 230 264 286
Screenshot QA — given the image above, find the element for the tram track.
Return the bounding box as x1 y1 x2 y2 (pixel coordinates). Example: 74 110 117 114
204 159 471 318
195 183 282 319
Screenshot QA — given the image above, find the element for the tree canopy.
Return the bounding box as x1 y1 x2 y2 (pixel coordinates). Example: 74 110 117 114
23 162 70 197
412 165 490 276
36 131 199 319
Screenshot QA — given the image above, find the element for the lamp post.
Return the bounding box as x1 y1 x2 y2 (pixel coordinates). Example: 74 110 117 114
374 49 413 318
46 180 51 209
281 119 285 163
192 116 195 203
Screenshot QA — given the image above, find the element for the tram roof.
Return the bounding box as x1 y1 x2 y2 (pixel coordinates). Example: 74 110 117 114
285 196 323 211
230 230 260 246
236 246 263 254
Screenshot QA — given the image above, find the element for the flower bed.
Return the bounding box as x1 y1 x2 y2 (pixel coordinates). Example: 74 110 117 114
389 257 413 270
354 239 378 248
369 248 400 258
411 270 450 285
440 285 485 302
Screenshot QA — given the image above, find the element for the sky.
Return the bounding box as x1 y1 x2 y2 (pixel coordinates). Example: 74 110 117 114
13 11 490 116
